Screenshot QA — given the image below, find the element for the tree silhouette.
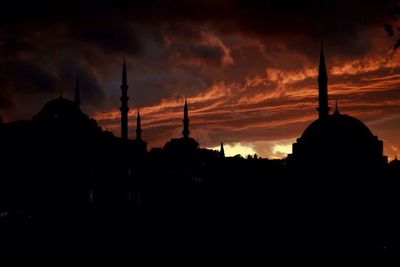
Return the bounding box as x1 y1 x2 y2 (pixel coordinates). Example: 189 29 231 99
384 5 400 49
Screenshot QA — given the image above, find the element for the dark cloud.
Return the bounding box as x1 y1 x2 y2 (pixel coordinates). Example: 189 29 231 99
167 42 227 67
0 34 33 58
1 1 393 45
0 0 392 64
0 92 12 110
0 60 56 94
67 19 143 56
384 23 394 36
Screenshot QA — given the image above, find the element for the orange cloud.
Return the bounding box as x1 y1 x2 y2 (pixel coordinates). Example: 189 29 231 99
93 43 400 160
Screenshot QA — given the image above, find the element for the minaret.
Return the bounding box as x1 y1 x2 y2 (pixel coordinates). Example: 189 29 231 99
120 59 129 141
74 76 81 108
333 99 340 115
317 43 330 119
136 108 142 141
219 142 225 158
182 98 190 139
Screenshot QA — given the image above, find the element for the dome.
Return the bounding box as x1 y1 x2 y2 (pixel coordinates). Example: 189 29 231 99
33 96 100 136
388 156 400 178
300 112 374 143
291 110 385 167
164 137 199 157
389 156 400 168
36 97 86 121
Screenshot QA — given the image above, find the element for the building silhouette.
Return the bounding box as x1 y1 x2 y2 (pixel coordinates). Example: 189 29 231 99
288 44 387 173
0 60 150 218
131 108 147 158
388 156 400 178
219 142 225 158
120 59 129 141
0 50 399 260
182 98 190 139
163 98 199 157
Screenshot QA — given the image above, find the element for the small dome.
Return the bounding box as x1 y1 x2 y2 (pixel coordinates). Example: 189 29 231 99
389 156 400 168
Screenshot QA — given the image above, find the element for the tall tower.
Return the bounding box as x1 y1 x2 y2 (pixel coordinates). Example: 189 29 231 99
317 43 330 119
136 108 142 141
74 76 81 109
182 98 190 139
120 59 129 141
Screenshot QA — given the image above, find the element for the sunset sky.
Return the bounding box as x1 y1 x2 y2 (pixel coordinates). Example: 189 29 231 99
1 0 400 159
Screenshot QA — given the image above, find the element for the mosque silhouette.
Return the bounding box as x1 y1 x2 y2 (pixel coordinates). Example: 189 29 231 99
0 45 399 261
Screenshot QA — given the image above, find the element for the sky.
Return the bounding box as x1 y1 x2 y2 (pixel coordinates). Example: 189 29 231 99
1 0 400 159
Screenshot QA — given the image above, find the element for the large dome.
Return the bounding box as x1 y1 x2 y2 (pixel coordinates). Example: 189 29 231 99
290 110 385 168
36 97 86 121
33 96 100 136
300 112 374 143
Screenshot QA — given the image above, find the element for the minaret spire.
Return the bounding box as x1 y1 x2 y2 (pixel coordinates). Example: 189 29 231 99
136 108 142 141
317 42 330 119
220 142 225 158
182 97 190 139
333 99 340 115
74 76 81 108
120 58 129 141
122 57 128 87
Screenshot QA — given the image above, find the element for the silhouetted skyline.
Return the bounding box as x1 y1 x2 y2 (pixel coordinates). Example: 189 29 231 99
0 54 399 259
0 1 400 159
2 1 400 261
